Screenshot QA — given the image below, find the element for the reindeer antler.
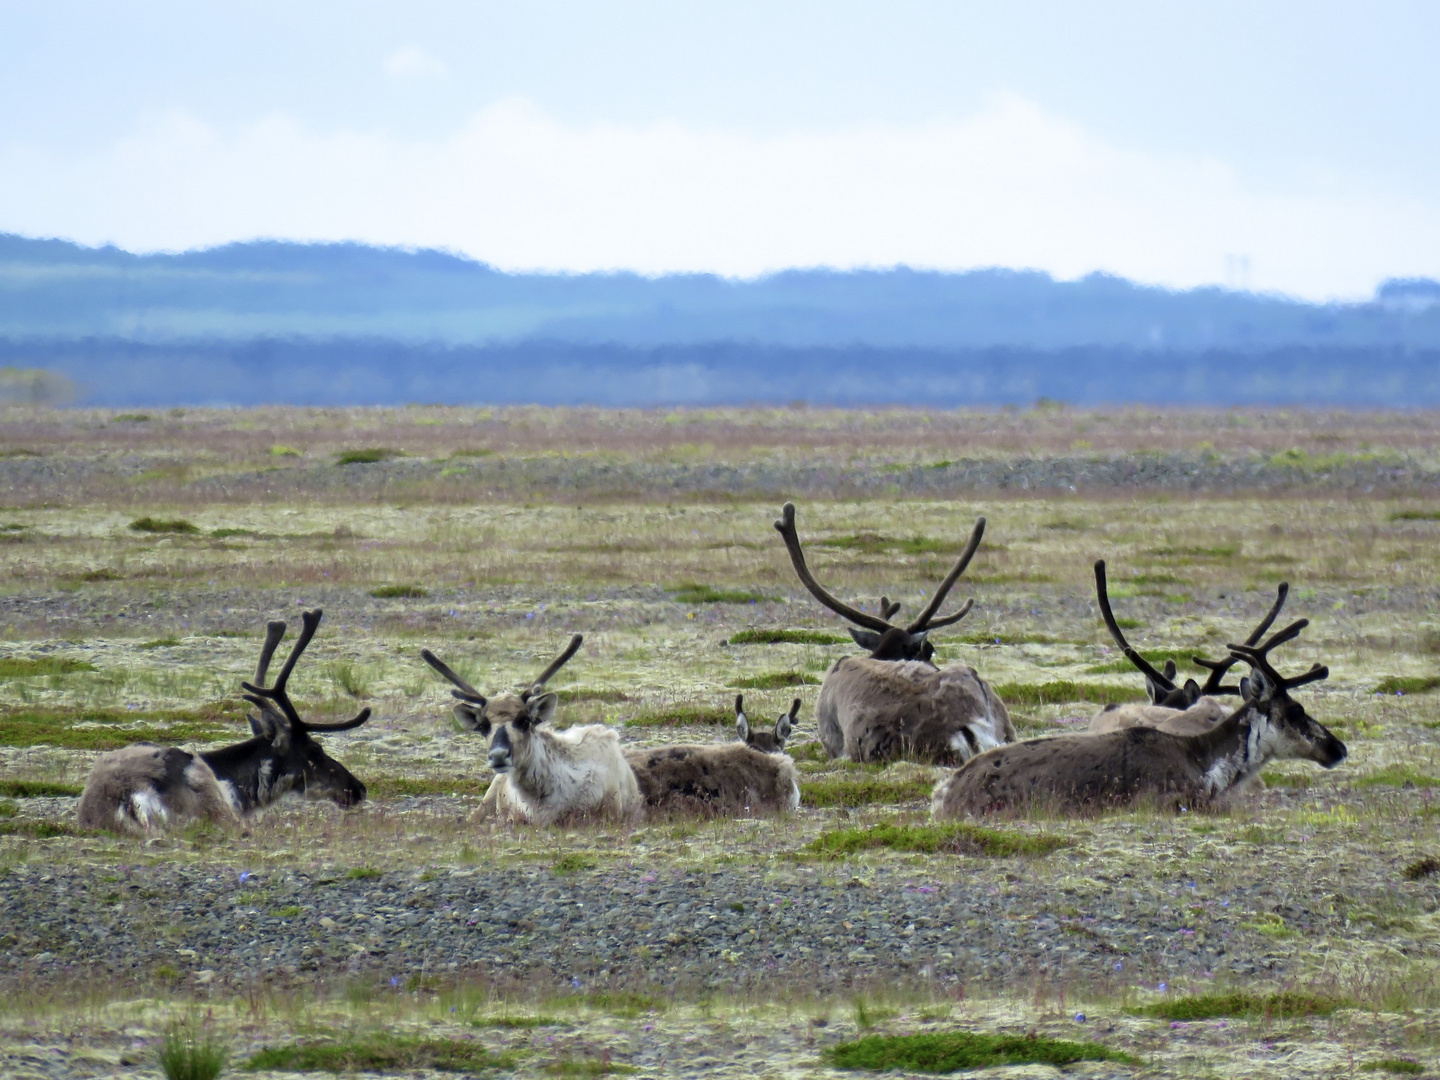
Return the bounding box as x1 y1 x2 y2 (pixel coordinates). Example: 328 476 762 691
1094 560 1181 699
420 649 488 705
1190 582 1290 695
243 609 370 732
522 634 583 698
1227 618 1328 694
774 503 980 636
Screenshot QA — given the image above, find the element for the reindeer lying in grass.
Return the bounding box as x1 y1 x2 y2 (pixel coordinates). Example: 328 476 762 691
421 635 643 826
625 696 802 817
773 502 1014 765
78 611 372 834
932 616 1345 818
1088 560 1291 737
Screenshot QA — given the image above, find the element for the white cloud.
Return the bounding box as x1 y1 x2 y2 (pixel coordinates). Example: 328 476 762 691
382 45 448 81
1 96 1437 300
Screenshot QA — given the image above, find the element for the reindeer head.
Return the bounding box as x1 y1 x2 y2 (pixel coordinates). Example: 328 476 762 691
1228 619 1346 768
1094 560 1292 709
773 502 985 663
240 612 372 809
735 694 799 753
421 635 582 775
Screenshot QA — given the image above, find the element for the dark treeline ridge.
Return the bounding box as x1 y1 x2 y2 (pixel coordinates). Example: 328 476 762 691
10 337 1440 408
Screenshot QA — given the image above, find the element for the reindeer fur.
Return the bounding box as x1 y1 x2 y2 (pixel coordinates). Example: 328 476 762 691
625 743 800 817
816 657 1014 765
1087 696 1230 735
77 743 241 834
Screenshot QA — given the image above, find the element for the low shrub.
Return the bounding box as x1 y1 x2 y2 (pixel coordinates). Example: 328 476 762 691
0 657 96 678
336 447 401 465
1133 990 1348 1021
734 671 820 690
671 583 775 604
246 1036 510 1073
807 822 1068 858
728 629 848 646
826 1031 1135 1072
1374 676 1440 695
129 516 200 534
369 583 429 598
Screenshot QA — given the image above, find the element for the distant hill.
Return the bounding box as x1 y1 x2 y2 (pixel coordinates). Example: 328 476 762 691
1 234 1437 406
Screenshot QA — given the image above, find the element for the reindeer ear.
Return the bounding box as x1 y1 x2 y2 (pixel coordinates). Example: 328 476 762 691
1163 659 1178 681
266 715 293 755
1183 678 1201 703
736 711 751 742
1239 675 1254 702
452 703 489 734
527 692 559 726
849 628 883 651
774 702 796 744
248 712 276 740
1246 668 1273 701
916 635 935 663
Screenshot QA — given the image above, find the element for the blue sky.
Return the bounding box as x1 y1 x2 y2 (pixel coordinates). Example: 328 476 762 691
1 1 1437 298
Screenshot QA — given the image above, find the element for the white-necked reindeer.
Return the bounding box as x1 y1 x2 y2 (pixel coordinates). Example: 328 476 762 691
1088 560 1292 736
932 616 1345 818
773 503 1014 765
624 695 802 817
421 635 643 826
78 611 372 834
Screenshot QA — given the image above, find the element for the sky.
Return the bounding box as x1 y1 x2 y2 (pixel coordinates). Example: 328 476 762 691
0 1 1437 300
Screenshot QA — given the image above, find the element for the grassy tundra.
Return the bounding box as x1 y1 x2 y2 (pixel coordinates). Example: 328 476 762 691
0 404 1439 1077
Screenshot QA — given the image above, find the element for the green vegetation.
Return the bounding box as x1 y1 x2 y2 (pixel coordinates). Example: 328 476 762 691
345 867 383 880
335 447 401 464
727 628 848 645
624 706 729 728
369 583 429 598
140 637 181 649
670 583 775 604
551 853 597 874
0 657 96 678
801 775 934 808
326 661 370 699
270 444 302 457
1085 648 1203 675
992 681 1142 707
246 1036 510 1073
734 671 819 689
0 779 82 797
157 1021 227 1080
366 776 489 798
0 799 17 817
1133 990 1348 1021
545 1059 635 1076
817 533 957 556
0 819 77 838
1361 1059 1425 1075
129 516 200 534
564 992 664 1018
826 1031 1135 1072
807 822 1068 858
0 707 236 749
555 688 631 704
114 413 152 423
954 632 1063 646
471 1015 563 1029
210 528 263 539
1353 766 1440 789
272 906 303 919
1389 509 1440 522
1374 675 1440 695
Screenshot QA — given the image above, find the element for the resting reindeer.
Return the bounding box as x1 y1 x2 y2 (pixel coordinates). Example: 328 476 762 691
625 695 802 818
932 616 1345 818
1088 560 1291 736
78 611 372 834
773 503 1014 765
421 635 642 826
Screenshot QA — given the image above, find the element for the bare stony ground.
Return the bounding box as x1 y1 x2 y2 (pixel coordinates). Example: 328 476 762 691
1 405 1439 1076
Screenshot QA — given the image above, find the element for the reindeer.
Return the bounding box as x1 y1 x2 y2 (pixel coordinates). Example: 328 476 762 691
624 695 802 818
932 617 1344 818
421 635 643 826
78 611 372 834
1088 560 1291 736
773 502 1014 765
735 694 799 753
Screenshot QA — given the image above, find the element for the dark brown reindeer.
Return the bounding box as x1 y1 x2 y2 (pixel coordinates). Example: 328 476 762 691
78 610 372 834
773 502 1014 764
421 635 643 825
1088 560 1290 736
624 695 801 817
933 616 1344 818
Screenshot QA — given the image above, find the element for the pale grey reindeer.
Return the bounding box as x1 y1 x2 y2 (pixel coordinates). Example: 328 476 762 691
933 616 1344 818
773 502 1014 765
78 610 372 834
624 694 802 818
1088 560 1292 737
421 635 643 826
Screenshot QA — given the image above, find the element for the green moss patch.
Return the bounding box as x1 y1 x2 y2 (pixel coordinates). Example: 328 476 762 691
993 681 1142 707
129 516 200 534
807 822 1068 858
245 1036 510 1073
734 671 820 690
555 688 631 704
801 775 935 808
0 707 239 749
1403 857 1440 880
670 583 775 604
0 779 82 798
0 657 97 678
624 706 729 728
0 819 78 838
728 628 848 646
1361 1059 1425 1074
1374 676 1440 695
545 1060 635 1076
369 583 430 598
336 448 402 465
1353 766 1440 789
1133 990 1348 1021
367 776 490 798
816 533 956 556
1389 509 1440 522
826 1031 1134 1072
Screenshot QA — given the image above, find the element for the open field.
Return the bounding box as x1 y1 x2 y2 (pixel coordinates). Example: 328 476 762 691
1 405 1439 1077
